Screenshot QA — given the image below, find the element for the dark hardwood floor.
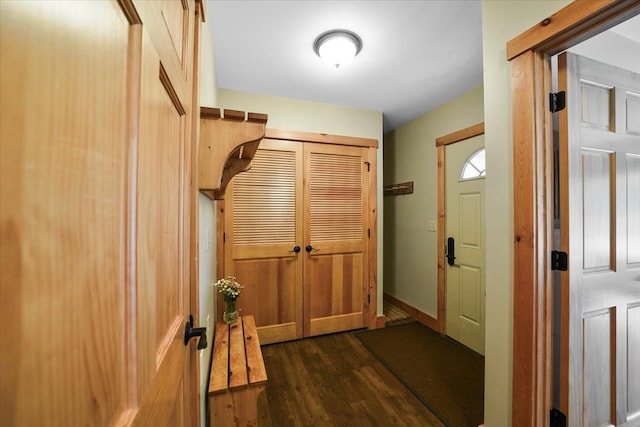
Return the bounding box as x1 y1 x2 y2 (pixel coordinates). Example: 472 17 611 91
257 330 445 427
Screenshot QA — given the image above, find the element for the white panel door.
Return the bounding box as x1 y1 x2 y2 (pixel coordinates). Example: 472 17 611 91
445 135 485 355
558 52 640 427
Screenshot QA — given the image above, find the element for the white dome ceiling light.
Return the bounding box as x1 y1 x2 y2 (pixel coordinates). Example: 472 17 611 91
313 29 362 69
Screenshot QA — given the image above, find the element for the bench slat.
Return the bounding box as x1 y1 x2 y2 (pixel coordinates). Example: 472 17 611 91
209 322 230 394
228 320 249 390
243 316 268 385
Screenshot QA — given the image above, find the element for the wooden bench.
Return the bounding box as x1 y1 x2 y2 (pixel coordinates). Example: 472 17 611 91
209 315 267 426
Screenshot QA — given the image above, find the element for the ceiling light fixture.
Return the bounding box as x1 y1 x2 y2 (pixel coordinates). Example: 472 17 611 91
313 29 362 69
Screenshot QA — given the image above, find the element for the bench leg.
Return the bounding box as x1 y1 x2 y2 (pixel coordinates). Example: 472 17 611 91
210 385 265 427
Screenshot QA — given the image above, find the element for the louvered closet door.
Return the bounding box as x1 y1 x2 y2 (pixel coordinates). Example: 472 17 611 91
225 139 304 345
304 143 369 337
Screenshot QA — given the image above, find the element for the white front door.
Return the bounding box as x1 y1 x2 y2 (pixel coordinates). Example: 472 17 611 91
445 135 486 355
557 52 640 427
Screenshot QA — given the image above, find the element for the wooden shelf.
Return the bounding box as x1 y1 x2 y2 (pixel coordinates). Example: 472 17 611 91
199 107 268 199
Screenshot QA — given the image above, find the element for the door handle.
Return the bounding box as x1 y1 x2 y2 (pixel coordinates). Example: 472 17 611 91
305 245 319 252
446 237 456 266
288 245 301 253
184 315 207 350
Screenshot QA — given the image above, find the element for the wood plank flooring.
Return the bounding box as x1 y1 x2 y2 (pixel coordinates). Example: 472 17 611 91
383 300 411 324
256 331 445 426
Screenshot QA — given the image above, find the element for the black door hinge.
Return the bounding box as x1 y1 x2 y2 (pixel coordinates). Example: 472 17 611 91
367 294 371 304
551 250 568 271
550 91 566 113
368 229 371 238
223 232 226 243
550 408 566 427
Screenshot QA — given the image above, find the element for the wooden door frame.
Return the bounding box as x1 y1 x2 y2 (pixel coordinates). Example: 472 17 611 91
190 1 204 424
435 123 485 335
507 1 640 425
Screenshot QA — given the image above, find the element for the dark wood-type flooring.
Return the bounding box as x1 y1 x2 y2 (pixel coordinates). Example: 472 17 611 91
257 330 445 427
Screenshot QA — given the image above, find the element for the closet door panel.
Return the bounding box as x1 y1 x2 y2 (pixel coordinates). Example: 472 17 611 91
304 143 369 337
307 253 365 336
225 139 303 344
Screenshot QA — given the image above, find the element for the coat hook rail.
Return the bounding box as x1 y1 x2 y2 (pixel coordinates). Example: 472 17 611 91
383 181 413 196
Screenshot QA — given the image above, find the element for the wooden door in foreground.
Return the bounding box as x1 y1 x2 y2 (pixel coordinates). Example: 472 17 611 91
558 52 640 427
0 1 200 425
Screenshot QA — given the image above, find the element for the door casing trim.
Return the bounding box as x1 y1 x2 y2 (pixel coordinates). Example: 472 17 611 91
435 123 484 334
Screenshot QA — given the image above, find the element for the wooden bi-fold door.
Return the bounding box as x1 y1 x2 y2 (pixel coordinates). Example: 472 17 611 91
303 142 370 338
224 138 304 345
224 138 373 344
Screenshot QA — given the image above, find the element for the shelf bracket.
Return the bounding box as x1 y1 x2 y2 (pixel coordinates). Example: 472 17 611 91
199 107 268 200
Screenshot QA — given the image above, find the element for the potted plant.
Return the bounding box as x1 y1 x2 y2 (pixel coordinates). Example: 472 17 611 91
214 276 245 324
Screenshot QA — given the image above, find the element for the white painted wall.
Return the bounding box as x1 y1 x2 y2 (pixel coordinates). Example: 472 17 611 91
198 10 217 427
481 1 571 425
383 86 484 317
217 89 384 315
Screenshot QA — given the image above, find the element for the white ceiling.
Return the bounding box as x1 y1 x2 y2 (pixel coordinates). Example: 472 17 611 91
207 2 639 133
207 0 483 132
608 15 640 43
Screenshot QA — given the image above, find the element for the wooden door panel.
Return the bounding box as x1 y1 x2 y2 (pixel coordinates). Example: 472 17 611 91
134 0 193 108
559 52 640 427
307 253 364 317
133 337 186 426
0 2 130 425
304 143 368 337
159 0 189 68
232 258 299 342
135 26 188 416
225 140 303 344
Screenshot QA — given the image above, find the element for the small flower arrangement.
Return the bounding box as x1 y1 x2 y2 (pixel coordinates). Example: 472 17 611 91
214 276 245 300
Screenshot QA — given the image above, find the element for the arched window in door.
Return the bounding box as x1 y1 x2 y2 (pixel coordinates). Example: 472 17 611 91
460 148 486 180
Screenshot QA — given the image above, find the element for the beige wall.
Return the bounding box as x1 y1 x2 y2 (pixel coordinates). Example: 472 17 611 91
217 89 382 140
217 88 385 313
383 86 484 317
481 1 570 425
